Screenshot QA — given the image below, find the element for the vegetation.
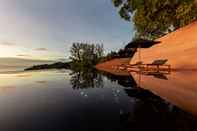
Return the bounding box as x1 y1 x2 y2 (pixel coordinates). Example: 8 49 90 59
70 68 103 89
25 42 105 71
100 46 136 62
25 62 71 71
25 1 197 71
112 0 197 39
25 42 136 71
69 42 104 70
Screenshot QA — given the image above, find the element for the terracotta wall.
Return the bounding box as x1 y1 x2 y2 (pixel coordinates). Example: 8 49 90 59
130 21 197 70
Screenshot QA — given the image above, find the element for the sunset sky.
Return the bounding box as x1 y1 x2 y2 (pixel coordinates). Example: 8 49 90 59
0 0 134 60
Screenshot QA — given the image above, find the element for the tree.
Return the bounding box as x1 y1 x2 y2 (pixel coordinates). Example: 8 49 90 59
69 43 83 62
112 0 197 39
70 42 104 68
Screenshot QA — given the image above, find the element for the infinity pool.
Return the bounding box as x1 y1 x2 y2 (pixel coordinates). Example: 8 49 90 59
0 70 196 131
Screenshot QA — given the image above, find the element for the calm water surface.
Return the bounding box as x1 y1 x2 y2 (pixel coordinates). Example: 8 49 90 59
0 69 196 131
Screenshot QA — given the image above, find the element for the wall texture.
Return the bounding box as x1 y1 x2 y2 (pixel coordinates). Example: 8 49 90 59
130 21 197 70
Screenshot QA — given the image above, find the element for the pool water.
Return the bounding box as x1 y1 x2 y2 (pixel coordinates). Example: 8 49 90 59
0 70 196 131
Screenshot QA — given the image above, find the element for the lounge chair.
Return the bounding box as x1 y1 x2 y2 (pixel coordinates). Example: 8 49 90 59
147 59 168 65
142 59 170 71
127 59 170 72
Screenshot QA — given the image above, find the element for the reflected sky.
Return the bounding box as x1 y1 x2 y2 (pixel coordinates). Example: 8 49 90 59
0 70 133 130
0 70 196 130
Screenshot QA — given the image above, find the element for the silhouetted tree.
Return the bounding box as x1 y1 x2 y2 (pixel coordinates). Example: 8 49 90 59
112 0 197 39
70 42 104 68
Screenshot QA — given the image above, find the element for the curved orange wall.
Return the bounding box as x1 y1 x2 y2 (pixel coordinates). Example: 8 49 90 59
130 21 197 70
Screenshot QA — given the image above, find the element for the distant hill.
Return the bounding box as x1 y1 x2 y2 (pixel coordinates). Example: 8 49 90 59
0 57 54 72
25 62 71 71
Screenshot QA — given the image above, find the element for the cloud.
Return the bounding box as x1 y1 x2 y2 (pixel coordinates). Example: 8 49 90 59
16 74 32 78
34 48 48 51
0 42 16 46
36 81 47 84
16 54 31 57
57 58 70 62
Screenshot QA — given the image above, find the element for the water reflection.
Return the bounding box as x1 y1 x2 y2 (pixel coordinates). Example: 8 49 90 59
101 71 138 88
130 70 197 116
0 86 16 92
119 98 197 131
70 69 103 89
145 72 169 80
70 68 138 90
97 70 197 130
0 70 196 130
36 81 48 84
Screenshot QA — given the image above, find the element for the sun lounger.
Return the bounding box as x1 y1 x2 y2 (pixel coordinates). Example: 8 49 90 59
141 59 170 71
119 59 171 72
126 59 170 72
147 59 168 65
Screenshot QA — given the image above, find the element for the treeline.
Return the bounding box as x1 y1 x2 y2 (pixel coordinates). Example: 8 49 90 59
69 42 136 67
100 48 136 62
112 0 197 39
69 42 104 70
25 42 135 71
25 62 71 71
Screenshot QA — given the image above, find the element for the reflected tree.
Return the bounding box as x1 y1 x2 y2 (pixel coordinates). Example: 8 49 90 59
69 68 197 131
100 71 138 88
70 68 104 90
69 68 197 130
100 71 197 130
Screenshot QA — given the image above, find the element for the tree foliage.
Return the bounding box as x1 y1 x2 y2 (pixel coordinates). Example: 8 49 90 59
100 47 136 62
112 0 197 39
70 42 104 68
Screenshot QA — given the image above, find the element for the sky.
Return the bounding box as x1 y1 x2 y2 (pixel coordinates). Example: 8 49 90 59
0 0 134 61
